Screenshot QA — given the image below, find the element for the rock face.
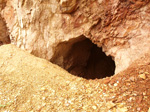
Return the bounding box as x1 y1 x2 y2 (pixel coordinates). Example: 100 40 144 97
0 0 10 45
1 0 150 75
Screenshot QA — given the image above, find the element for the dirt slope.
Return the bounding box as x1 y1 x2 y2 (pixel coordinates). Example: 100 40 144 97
0 44 150 112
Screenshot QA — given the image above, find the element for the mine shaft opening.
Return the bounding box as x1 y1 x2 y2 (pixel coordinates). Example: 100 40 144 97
51 36 116 79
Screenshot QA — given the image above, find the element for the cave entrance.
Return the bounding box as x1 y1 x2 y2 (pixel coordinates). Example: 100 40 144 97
51 36 116 79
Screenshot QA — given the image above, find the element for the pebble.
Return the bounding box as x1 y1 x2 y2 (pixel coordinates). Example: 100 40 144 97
129 76 135 81
139 74 146 79
148 107 150 112
92 105 97 109
114 83 118 87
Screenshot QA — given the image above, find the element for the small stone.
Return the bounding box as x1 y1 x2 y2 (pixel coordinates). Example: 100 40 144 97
137 96 143 103
42 97 46 100
143 92 146 96
129 76 135 81
107 101 116 109
144 72 149 75
103 78 110 84
82 105 88 110
148 107 150 112
126 83 130 86
116 107 128 112
114 83 118 86
139 74 146 79
65 103 69 107
137 107 141 111
40 87 46 91
59 0 77 13
92 105 97 109
40 87 48 92
68 100 72 104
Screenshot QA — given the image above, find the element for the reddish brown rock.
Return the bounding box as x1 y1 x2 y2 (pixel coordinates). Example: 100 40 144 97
0 0 10 45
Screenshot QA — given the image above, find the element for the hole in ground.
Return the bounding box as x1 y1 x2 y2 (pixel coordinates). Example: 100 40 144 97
51 36 116 79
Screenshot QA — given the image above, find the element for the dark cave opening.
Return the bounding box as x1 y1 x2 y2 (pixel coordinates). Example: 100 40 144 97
51 36 116 79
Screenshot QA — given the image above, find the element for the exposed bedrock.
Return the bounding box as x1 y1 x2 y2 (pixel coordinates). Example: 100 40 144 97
0 0 10 45
1 0 150 76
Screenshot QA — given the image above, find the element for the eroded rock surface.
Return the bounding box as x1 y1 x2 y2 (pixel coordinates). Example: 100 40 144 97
1 0 150 74
0 0 10 45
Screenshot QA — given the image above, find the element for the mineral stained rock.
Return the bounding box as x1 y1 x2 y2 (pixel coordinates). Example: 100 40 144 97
0 15 10 45
0 0 10 45
1 0 150 74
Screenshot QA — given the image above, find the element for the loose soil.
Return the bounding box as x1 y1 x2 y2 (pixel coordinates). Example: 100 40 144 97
0 45 150 112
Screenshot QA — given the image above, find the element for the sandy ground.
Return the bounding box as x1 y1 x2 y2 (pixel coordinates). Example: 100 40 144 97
0 44 150 112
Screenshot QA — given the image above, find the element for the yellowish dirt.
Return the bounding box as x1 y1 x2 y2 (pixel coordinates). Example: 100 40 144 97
0 44 150 112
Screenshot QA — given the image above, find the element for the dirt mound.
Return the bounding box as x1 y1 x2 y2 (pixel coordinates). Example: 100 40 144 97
0 44 150 112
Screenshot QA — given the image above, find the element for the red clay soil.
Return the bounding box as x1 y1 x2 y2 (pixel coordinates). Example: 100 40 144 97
0 44 150 112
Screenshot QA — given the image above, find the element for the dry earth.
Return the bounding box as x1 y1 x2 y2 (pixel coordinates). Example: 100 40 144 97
0 44 150 112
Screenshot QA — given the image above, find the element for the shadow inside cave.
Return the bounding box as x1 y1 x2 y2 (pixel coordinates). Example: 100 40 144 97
51 36 116 79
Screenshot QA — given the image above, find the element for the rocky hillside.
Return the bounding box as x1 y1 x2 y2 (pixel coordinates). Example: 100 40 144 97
0 0 150 111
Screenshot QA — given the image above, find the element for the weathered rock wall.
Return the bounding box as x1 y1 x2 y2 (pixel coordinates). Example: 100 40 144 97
87 0 150 74
0 0 10 45
1 0 150 74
